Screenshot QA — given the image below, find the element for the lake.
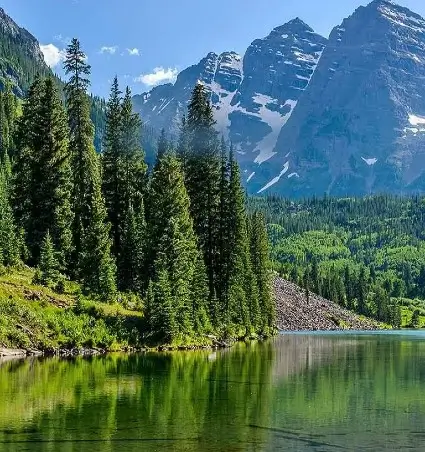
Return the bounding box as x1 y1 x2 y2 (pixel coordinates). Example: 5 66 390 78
1 331 425 451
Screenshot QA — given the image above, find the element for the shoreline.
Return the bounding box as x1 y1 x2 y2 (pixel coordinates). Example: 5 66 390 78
0 339 237 360
1 327 396 361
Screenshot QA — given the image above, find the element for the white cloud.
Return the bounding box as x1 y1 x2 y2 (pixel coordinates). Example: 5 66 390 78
134 67 178 86
127 48 140 56
40 44 66 68
100 46 118 55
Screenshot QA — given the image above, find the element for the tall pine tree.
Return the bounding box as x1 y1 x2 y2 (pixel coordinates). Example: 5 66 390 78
250 211 275 332
64 38 101 274
64 39 116 296
14 78 73 267
147 152 209 342
226 149 259 333
102 76 123 257
185 83 221 300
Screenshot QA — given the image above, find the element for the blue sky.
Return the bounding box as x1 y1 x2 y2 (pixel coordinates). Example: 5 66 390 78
2 0 425 97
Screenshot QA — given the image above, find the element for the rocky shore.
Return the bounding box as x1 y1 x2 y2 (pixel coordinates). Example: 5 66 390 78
274 277 383 331
1 278 384 360
0 347 108 358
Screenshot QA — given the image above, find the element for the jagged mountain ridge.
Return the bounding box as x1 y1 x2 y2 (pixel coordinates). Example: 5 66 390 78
134 0 425 197
132 19 327 184
264 0 425 197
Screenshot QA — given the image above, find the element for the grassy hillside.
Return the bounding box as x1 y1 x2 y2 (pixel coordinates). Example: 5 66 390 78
0 267 144 351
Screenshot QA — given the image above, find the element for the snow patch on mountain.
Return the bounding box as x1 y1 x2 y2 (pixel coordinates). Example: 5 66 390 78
379 2 425 33
409 114 425 128
252 96 298 164
258 161 290 193
287 172 300 179
362 157 378 166
247 171 256 183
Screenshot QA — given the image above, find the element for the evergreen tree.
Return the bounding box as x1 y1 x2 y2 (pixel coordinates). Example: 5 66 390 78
35 230 60 288
0 93 10 163
185 83 221 299
119 203 145 293
0 163 19 267
147 153 207 341
0 83 18 162
250 211 275 331
80 166 117 299
120 86 147 212
177 114 189 172
215 137 231 320
311 259 320 295
150 264 176 343
102 76 123 257
13 76 44 237
357 267 368 316
226 149 258 332
190 251 211 334
64 39 116 296
157 128 168 160
14 78 73 267
102 81 147 284
64 38 100 274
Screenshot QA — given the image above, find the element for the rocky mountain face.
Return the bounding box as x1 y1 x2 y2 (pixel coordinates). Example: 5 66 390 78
268 0 425 197
0 7 49 95
0 7 111 153
134 0 425 197
132 19 327 183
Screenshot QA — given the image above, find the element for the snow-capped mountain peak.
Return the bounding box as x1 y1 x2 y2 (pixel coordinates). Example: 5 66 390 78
132 18 327 184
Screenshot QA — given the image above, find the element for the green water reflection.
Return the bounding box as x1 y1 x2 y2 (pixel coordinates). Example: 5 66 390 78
1 332 425 451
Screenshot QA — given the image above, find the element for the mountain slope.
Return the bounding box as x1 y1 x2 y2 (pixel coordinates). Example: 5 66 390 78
132 20 327 181
0 7 50 95
0 7 110 153
268 0 425 197
274 278 383 330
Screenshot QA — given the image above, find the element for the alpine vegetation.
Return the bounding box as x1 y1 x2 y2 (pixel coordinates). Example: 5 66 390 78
0 40 275 347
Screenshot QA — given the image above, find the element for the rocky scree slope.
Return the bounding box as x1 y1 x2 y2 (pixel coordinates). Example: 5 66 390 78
274 278 382 331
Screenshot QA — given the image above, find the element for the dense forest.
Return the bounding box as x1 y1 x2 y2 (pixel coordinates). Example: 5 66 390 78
249 195 425 328
0 39 275 347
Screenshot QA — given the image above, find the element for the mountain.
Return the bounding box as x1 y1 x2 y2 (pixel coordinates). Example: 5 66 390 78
0 7 50 95
267 0 425 197
134 0 425 197
132 19 327 180
0 7 109 152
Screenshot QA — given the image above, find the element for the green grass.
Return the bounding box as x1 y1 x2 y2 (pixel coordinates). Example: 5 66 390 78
0 267 145 351
397 298 425 328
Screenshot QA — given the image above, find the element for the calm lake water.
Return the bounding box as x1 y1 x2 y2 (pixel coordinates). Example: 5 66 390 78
1 332 425 451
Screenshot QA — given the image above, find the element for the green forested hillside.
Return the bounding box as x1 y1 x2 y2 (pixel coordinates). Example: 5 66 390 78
249 195 425 328
0 39 274 351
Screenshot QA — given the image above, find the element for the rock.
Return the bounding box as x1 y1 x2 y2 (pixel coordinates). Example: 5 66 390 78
23 290 43 301
0 348 26 357
270 0 425 197
273 277 380 331
25 349 43 356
